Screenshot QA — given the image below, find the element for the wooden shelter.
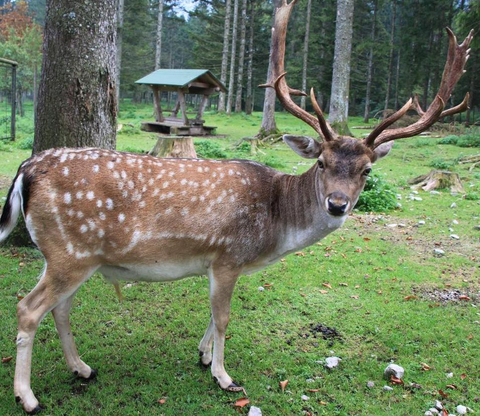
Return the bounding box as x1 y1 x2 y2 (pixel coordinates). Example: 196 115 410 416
136 69 226 136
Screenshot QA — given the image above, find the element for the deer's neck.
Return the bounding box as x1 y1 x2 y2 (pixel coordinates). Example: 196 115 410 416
272 164 346 253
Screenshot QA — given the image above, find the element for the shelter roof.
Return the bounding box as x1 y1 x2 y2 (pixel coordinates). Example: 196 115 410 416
135 69 226 93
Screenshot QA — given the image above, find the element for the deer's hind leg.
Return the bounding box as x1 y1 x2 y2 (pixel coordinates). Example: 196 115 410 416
198 316 214 367
52 291 96 380
14 262 97 414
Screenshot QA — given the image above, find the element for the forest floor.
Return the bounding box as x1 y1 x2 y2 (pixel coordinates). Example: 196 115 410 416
0 101 479 415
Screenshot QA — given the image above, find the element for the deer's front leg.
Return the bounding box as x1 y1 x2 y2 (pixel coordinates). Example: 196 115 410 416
198 316 214 367
208 263 243 392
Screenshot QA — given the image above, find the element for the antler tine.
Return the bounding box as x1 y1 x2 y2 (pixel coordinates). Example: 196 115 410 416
310 88 336 142
440 92 470 118
364 98 413 147
412 94 425 116
368 28 473 150
259 0 331 141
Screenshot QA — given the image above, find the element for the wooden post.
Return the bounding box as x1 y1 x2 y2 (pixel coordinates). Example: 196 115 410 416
152 86 164 122
195 94 209 122
171 96 180 117
178 90 189 125
11 62 17 141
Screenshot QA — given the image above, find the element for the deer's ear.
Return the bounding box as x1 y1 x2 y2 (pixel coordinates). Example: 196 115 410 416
373 141 394 161
283 135 322 159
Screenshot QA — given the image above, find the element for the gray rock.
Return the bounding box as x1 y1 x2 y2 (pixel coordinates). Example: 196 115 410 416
306 378 315 383
474 225 480 231
325 356 341 369
428 408 440 415
456 405 467 415
418 220 426 225
452 219 459 225
301 395 309 401
412 190 419 195
398 223 406 228
367 381 375 389
258 286 265 292
449 227 455 232
384 364 404 380
435 400 443 410
451 202 457 208
446 372 454 378
450 234 460 240
434 248 445 256
386 223 398 228
248 406 263 416
413 196 423 201
383 386 394 391
430 190 441 195
425 412 434 416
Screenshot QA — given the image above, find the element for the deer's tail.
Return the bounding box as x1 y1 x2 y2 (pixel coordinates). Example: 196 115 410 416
0 172 24 243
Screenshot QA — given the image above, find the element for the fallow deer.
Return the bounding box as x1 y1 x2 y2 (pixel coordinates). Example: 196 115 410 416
0 0 473 413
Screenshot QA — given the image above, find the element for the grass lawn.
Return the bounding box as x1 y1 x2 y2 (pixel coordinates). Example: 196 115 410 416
0 101 479 415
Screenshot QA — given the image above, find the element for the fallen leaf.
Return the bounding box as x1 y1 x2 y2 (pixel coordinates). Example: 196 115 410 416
263 283 273 288
19 262 25 267
307 389 320 393
2 356 13 363
441 409 448 416
377 290 383 295
406 236 413 241
16 294 24 300
300 293 306 297
404 295 418 301
280 259 286 263
460 373 467 380
363 237 371 242
234 397 250 408
467 334 473 340
340 253 347 259
279 380 289 392
295 252 305 257
438 389 448 398
355 285 360 289
421 362 431 371
157 398 166 405
350 295 359 299
319 290 328 294
445 384 457 390
225 335 232 340
390 376 404 385
322 283 332 289
355 248 362 253
459 295 471 301
319 401 327 405
339 283 348 287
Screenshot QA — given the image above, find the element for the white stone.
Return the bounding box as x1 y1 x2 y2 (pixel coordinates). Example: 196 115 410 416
452 219 459 225
248 406 262 416
386 224 398 228
446 372 454 378
418 220 426 225
456 405 467 415
428 408 439 415
430 190 441 195
450 202 457 208
435 400 443 410
413 196 423 201
301 395 309 401
366 381 375 389
434 249 445 256
384 364 404 380
383 386 393 391
325 356 341 369
258 287 265 292
425 411 434 416
450 234 460 240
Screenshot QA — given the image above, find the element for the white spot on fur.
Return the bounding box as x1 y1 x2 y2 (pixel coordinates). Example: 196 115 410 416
76 191 83 200
93 165 99 173
67 243 74 255
99 212 106 220
62 167 69 176
128 181 134 189
228 169 234 175
139 201 146 208
181 179 187 185
97 200 103 208
75 250 91 259
87 219 96 230
77 211 84 219
113 171 120 179
165 208 172 215
80 224 88 233
181 207 189 216
118 182 124 190
163 181 169 188
106 199 114 210
107 161 114 169
64 193 72 204
98 229 105 238
86 191 95 200
118 213 125 223
60 154 68 163
121 171 127 179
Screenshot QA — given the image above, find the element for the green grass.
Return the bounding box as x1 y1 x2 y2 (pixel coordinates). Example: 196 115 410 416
0 100 479 415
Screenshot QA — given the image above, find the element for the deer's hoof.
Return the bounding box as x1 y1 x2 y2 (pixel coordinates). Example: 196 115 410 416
224 382 245 393
198 358 212 369
86 368 98 380
26 405 44 415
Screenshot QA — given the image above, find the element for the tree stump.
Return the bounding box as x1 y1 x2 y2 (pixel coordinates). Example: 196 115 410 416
409 170 465 193
149 136 197 158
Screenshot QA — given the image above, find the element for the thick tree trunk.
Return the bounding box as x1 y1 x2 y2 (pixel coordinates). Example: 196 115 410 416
383 0 396 114
328 0 354 136
259 0 280 136
155 0 164 70
234 0 248 113
34 0 118 154
245 0 255 115
226 0 239 115
218 0 232 113
394 50 400 110
363 0 377 123
465 56 475 126
300 0 312 110
116 0 124 103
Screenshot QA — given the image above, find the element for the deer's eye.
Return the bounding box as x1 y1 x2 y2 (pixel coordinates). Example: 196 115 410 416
363 168 372 177
318 160 325 169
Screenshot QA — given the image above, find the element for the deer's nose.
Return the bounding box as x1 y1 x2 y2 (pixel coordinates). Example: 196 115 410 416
326 192 350 216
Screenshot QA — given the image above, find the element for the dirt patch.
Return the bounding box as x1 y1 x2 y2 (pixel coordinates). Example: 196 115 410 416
0 175 13 193
414 287 480 303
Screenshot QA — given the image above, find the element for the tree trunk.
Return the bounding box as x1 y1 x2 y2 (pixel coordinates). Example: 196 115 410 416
383 0 396 114
300 0 312 110
116 0 124 104
245 0 255 115
226 0 239 115
218 0 232 113
155 0 164 70
34 0 117 154
394 50 401 110
363 0 377 123
465 55 475 126
33 63 38 114
234 0 248 113
328 0 354 136
259 0 280 136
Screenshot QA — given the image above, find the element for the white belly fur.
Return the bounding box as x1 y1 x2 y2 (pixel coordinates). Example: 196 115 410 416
99 257 208 283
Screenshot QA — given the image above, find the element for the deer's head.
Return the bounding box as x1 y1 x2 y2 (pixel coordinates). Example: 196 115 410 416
262 0 473 218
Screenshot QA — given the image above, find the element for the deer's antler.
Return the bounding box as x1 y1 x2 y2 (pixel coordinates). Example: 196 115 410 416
365 28 474 149
259 0 336 142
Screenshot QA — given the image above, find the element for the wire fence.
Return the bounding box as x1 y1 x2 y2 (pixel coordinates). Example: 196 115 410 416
0 58 17 141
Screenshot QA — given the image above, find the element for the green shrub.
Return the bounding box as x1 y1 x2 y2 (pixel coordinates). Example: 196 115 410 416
235 141 251 154
253 154 286 169
120 146 146 154
0 140 13 152
457 134 480 148
195 140 227 159
17 137 34 150
429 158 456 170
355 172 398 212
438 135 459 145
465 192 480 201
